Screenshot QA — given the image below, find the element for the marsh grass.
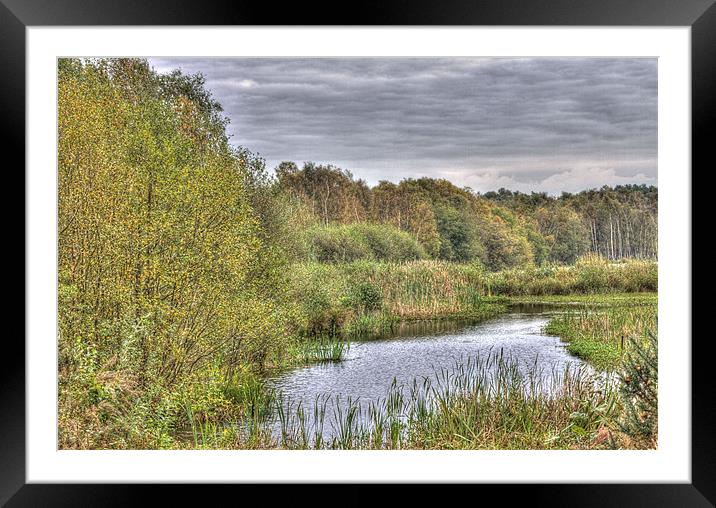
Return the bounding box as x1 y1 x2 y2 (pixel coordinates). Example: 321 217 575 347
617 332 658 448
185 404 222 449
289 258 656 339
507 292 657 307
546 305 657 370
297 338 350 363
222 371 275 422
171 342 659 450
173 370 278 449
260 351 622 450
344 312 398 337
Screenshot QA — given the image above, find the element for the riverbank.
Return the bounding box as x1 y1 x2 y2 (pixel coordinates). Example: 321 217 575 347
176 293 657 451
187 350 620 450
505 292 657 307
59 258 657 450
287 258 657 341
544 302 657 370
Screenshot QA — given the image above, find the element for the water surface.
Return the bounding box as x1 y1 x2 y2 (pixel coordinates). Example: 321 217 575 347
267 309 586 433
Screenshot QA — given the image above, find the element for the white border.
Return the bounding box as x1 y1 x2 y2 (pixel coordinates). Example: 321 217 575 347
27 27 691 483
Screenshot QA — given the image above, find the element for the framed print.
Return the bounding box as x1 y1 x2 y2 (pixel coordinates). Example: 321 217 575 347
6 0 713 503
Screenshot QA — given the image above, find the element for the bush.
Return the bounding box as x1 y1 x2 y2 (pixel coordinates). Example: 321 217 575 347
618 331 658 447
347 280 383 312
308 225 372 263
288 263 350 335
619 260 658 292
305 223 426 263
574 254 611 292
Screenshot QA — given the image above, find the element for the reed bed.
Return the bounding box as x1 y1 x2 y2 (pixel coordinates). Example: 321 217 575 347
297 339 350 363
288 258 657 339
181 351 628 450
545 305 657 370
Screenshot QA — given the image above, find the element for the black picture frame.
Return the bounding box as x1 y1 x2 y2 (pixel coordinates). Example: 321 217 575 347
5 0 712 504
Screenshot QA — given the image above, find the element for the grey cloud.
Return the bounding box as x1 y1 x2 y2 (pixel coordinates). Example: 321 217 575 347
149 57 657 195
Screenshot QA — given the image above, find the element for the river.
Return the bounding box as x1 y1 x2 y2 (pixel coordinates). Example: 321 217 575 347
265 306 590 443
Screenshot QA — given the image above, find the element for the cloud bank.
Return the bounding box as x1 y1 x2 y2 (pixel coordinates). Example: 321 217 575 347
149 57 657 195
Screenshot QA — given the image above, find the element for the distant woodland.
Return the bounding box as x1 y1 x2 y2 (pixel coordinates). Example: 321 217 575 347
277 161 657 269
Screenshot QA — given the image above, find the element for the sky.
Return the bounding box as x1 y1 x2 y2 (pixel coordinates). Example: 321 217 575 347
149 57 657 195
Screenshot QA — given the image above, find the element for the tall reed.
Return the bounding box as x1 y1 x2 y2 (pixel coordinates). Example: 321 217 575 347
297 339 350 362
265 352 621 450
546 304 657 370
288 258 657 339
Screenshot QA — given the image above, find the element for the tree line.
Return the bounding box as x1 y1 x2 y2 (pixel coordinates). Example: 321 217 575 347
485 186 658 261
276 162 658 269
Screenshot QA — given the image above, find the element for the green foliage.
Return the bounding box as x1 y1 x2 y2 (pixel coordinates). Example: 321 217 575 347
305 223 426 263
346 281 383 312
277 165 657 269
526 228 551 266
480 214 534 271
434 203 480 262
277 161 371 225
58 58 291 448
222 368 275 421
288 263 349 336
537 205 590 264
618 331 658 446
485 185 658 261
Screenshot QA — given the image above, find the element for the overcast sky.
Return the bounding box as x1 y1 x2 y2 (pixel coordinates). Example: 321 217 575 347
149 57 657 195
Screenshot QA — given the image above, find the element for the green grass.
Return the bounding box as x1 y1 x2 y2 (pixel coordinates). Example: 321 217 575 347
506 292 657 307
399 356 618 450
296 339 350 363
222 371 275 420
187 352 636 450
288 257 657 339
545 304 657 370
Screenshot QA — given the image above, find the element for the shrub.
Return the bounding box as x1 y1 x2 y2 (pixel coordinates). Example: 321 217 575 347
347 280 383 312
308 225 372 263
618 331 658 447
574 254 611 292
305 223 426 263
288 263 350 335
619 260 658 292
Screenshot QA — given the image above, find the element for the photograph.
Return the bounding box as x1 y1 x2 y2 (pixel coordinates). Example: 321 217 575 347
2 0 711 495
57 56 659 451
